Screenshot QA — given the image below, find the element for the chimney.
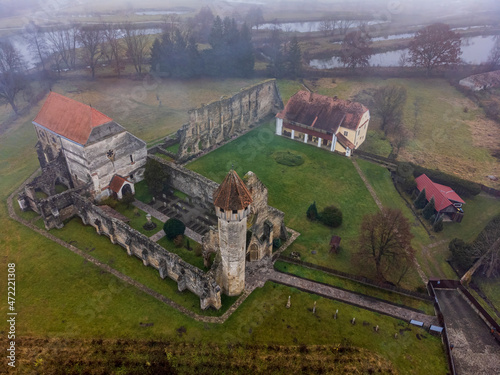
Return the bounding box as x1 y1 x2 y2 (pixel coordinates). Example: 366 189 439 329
333 96 338 100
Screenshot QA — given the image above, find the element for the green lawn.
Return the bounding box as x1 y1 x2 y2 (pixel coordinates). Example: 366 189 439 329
275 261 435 315
166 143 180 154
154 152 174 162
111 202 163 236
157 236 205 270
134 180 153 203
46 217 232 317
187 122 382 277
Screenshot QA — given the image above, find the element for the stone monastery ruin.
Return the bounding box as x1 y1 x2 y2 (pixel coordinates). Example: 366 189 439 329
18 80 288 310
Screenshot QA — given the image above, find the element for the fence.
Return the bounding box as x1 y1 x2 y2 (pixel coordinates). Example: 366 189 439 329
354 150 398 169
279 255 433 301
480 184 500 197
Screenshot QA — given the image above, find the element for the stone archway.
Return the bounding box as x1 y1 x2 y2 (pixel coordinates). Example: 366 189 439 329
249 243 259 262
121 183 133 197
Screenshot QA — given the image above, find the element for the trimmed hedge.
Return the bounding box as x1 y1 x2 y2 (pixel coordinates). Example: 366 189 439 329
410 163 481 198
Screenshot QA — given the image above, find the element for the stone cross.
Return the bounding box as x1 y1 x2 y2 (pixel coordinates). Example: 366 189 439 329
146 214 152 224
334 309 338 320
394 333 398 339
286 296 291 309
152 197 155 203
312 301 316 314
351 317 356 325
375 325 379 332
163 201 167 208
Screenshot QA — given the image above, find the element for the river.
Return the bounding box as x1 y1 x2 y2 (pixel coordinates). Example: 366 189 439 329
310 34 499 69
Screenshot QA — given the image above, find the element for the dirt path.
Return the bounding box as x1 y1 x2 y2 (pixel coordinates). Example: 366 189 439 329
420 240 450 279
352 159 383 211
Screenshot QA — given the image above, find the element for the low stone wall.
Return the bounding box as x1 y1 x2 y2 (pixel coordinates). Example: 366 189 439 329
177 79 283 162
37 190 222 310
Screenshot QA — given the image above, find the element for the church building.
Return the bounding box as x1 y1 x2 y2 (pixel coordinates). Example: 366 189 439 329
275 91 370 156
32 92 147 200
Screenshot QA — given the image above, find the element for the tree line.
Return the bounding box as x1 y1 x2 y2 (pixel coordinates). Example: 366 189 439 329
150 16 255 78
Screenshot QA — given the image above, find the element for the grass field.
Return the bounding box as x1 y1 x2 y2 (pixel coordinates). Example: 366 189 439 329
187 121 429 289
305 77 500 188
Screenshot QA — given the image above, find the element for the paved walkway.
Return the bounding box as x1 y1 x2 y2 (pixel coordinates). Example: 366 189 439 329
267 270 438 326
133 200 203 243
436 289 500 375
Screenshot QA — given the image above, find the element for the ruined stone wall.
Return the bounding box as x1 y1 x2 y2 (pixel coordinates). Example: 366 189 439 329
149 155 219 210
177 79 283 161
36 190 222 310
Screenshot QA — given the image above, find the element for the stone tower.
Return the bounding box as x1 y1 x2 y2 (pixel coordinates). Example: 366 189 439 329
213 170 253 296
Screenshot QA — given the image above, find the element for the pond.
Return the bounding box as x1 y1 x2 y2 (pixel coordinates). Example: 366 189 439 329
310 34 499 68
255 20 388 33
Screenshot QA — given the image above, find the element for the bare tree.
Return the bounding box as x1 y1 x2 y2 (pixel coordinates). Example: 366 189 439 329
319 18 335 37
23 21 48 71
339 29 372 69
338 19 355 35
103 24 125 76
408 23 462 74
372 85 407 135
45 24 78 72
78 25 104 78
122 23 150 75
162 14 180 34
357 208 415 283
391 125 410 156
398 50 407 67
0 41 27 114
487 35 500 70
413 97 422 135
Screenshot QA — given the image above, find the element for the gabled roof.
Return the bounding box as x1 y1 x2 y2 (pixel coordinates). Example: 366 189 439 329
109 175 130 194
276 91 368 132
33 92 114 145
415 174 465 212
213 170 253 211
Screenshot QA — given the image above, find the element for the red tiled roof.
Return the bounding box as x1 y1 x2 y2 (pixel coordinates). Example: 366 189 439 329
336 132 355 150
276 91 368 132
33 92 113 145
415 174 465 212
109 175 129 194
213 170 253 211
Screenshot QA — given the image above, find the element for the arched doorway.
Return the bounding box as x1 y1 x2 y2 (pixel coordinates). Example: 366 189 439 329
249 243 259 262
121 183 133 197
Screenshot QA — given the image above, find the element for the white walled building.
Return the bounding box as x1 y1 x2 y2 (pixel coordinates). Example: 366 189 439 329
32 92 147 200
276 91 370 156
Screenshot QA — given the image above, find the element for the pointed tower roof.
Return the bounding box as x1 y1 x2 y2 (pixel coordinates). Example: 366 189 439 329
213 170 253 211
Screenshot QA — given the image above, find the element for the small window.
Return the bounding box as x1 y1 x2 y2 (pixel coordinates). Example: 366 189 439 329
220 208 224 213
344 131 348 136
232 210 238 214
130 174 134 179
130 154 134 163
